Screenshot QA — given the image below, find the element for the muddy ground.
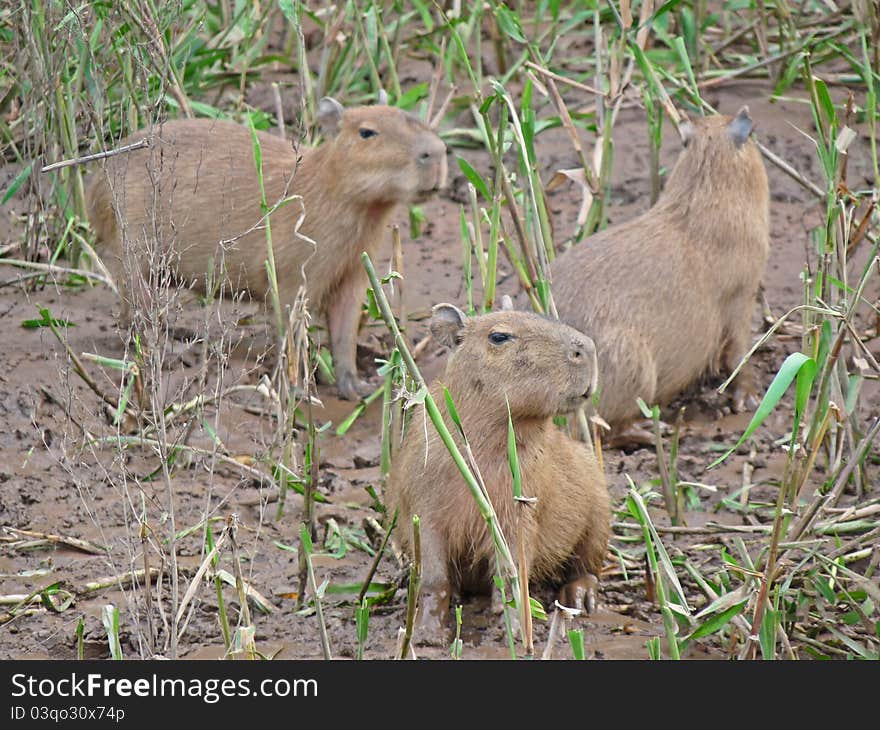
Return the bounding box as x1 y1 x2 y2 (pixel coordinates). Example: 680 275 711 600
1 50 878 661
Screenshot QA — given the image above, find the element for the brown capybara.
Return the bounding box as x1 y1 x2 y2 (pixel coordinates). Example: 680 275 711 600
550 106 770 431
86 97 448 399
386 301 611 645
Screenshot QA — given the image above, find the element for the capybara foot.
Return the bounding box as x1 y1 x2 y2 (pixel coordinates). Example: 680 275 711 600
413 590 451 647
731 383 759 413
607 423 657 450
558 572 600 614
490 586 506 616
413 621 450 647
335 372 375 401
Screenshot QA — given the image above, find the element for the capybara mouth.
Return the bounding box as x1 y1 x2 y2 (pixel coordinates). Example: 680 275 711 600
413 186 442 203
562 388 594 412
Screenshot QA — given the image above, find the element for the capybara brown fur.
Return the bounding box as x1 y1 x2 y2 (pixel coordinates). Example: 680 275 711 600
86 97 447 399
550 107 770 430
386 302 611 645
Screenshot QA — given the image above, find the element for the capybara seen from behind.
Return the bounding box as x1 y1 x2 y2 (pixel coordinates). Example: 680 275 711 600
386 302 611 645
551 107 769 430
86 96 448 399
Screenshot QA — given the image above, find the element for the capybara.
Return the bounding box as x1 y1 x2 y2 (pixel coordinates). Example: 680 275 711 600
386 301 611 644
86 96 448 399
550 107 770 430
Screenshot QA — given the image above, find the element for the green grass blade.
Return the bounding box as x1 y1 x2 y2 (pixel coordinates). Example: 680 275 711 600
709 353 817 469
2 162 34 204
506 398 522 499
457 156 492 201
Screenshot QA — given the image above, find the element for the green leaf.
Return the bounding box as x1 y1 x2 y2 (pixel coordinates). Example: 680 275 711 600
315 346 336 385
826 626 878 660
272 465 329 503
494 5 527 43
627 489 691 610
813 576 836 604
629 42 668 110
708 352 817 469
529 596 547 621
506 397 522 499
396 82 429 110
636 396 657 419
113 372 135 426
568 628 586 660
185 99 225 119
535 278 552 314
101 604 122 660
247 117 267 212
356 598 370 658
457 156 492 201
646 0 688 26
299 523 314 554
409 385 429 406
443 386 465 437
365 288 382 320
672 36 698 95
678 8 696 60
686 601 747 641
445 16 478 95
759 608 778 660
813 76 836 132
21 307 74 329
2 162 34 204
409 205 427 239
277 0 297 25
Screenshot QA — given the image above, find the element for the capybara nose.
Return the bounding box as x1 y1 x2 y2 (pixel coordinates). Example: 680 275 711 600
568 337 595 364
420 143 448 189
420 136 447 164
570 336 599 396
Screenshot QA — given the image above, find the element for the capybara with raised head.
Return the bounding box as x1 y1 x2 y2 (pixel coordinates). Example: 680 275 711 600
86 96 448 399
386 301 611 645
550 107 770 431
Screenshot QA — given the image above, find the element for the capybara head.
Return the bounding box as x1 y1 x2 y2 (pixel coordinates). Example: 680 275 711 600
430 300 598 419
668 106 765 194
317 96 447 205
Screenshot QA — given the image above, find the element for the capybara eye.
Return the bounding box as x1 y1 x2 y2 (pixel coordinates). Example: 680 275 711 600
359 127 377 139
488 332 512 345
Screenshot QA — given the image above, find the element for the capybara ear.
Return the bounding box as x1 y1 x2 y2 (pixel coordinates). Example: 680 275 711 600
500 295 514 312
377 88 389 106
318 97 345 136
679 120 695 147
728 106 754 148
430 303 468 348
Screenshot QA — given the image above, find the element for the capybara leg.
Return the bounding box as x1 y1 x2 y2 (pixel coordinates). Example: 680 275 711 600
98 233 134 330
560 526 607 615
723 299 759 413
413 526 452 647
558 572 600 615
415 587 452 647
327 269 372 400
